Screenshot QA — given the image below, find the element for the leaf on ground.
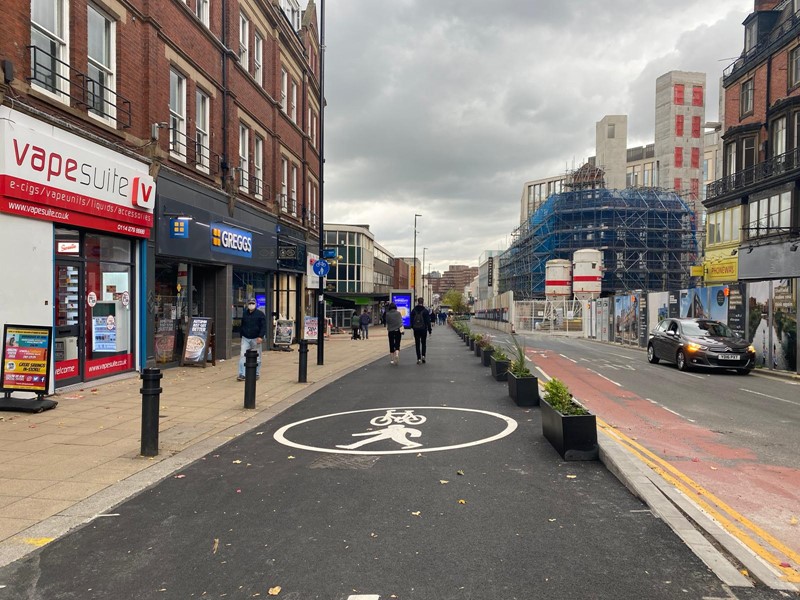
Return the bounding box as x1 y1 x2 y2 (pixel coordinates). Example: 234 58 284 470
740 568 749 577
549 519 557 522
457 499 466 505
411 511 421 517
256 431 264 435
287 456 295 460
456 470 464 476
789 516 798 526
232 460 242 464
268 586 281 595
566 475 577 479
439 480 449 484
212 538 219 554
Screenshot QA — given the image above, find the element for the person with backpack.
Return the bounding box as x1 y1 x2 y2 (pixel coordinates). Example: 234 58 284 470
410 297 432 364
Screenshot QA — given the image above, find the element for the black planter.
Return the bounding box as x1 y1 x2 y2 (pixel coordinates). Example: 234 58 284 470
469 338 476 351
489 356 509 381
540 399 598 461
465 335 471 346
507 372 540 406
474 343 482 357
480 347 493 367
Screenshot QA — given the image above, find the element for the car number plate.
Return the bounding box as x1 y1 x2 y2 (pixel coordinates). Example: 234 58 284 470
718 354 739 360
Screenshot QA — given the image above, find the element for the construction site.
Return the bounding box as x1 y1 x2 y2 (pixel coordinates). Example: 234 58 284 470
499 184 699 299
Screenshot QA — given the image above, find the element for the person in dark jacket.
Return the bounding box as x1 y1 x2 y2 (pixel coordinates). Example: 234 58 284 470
359 309 371 339
384 303 403 365
237 298 267 381
410 297 432 364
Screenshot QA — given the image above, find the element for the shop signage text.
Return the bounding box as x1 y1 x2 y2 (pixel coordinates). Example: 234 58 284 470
211 223 252 258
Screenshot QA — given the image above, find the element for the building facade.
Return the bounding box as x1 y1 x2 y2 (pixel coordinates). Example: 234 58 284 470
703 0 799 373
0 0 321 389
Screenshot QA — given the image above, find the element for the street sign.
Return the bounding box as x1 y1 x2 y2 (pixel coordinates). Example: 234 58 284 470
313 259 330 277
322 248 337 259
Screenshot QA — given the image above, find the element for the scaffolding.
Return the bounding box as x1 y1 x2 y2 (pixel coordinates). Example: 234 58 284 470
499 187 697 299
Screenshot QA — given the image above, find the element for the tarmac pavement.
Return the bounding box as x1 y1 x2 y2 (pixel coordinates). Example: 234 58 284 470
0 324 797 598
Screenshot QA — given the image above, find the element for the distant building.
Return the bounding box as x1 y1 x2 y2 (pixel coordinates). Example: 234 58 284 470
431 265 480 297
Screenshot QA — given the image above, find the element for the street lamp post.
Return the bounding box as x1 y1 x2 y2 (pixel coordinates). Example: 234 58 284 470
413 213 421 300
422 247 427 306
316 0 326 365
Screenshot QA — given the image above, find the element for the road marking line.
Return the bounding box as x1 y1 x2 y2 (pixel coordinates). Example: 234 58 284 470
740 388 800 407
600 419 800 581
535 367 551 381
681 371 706 379
347 596 380 600
587 369 622 387
558 353 578 363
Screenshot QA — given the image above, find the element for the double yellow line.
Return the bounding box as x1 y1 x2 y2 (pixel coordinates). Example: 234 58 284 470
599 418 800 584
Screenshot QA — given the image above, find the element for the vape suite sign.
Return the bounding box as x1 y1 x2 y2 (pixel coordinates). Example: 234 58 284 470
0 107 155 237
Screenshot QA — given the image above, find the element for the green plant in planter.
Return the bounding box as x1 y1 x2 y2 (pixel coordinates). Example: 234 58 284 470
542 378 588 416
505 334 532 377
476 335 492 350
492 347 509 362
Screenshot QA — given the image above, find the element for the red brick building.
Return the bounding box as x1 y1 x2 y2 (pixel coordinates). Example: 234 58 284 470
430 265 479 297
0 0 321 389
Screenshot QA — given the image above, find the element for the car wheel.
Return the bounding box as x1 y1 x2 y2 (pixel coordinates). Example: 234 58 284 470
736 368 751 375
676 350 689 371
647 344 659 364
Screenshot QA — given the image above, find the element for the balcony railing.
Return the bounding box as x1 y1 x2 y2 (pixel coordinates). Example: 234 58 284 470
705 147 800 200
28 45 132 128
168 126 221 175
723 8 800 82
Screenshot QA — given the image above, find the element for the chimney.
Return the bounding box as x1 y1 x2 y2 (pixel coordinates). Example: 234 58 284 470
754 0 779 11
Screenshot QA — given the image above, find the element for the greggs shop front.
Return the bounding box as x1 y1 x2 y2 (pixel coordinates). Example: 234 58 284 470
0 107 154 391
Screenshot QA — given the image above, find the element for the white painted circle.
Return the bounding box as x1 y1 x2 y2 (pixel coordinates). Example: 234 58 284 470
273 406 518 455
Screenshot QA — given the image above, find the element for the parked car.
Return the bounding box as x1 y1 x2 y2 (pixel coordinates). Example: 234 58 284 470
647 318 756 374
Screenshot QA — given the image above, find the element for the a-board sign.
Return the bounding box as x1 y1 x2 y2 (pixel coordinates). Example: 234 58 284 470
1 324 53 396
274 319 294 346
181 317 214 367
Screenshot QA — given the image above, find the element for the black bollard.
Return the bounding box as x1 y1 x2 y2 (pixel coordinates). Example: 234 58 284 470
298 339 308 383
243 349 258 409
140 368 163 457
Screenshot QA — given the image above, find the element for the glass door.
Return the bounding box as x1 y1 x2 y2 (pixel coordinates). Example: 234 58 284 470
54 260 83 386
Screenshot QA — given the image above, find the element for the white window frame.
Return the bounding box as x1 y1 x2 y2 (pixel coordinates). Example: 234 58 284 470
281 68 288 113
169 68 187 159
772 116 787 157
725 142 737 177
290 164 297 215
87 4 116 123
238 123 249 192
254 31 263 86
195 89 210 172
791 46 800 89
290 80 297 122
196 0 209 27
308 180 318 226
254 136 263 199
740 79 754 116
280 157 289 212
30 0 69 101
239 12 249 67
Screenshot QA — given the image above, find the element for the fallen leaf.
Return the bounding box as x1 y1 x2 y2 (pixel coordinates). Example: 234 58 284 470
740 568 749 577
232 460 242 464
566 475 577 479
439 480 449 484
549 519 556 522
287 456 296 460
456 470 464 476
457 499 466 505
790 516 798 526
256 432 264 435
213 538 219 554
268 586 281 596
411 511 421 517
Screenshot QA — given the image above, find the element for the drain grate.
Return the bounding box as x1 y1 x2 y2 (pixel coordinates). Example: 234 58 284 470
309 454 380 470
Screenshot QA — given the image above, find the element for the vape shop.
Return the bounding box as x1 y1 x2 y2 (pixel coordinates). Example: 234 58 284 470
0 107 154 391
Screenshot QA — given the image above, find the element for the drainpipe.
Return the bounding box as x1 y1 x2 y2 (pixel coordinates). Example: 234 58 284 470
221 0 229 182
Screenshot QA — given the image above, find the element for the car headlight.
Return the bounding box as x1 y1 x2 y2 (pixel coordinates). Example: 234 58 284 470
685 342 707 352
747 345 756 353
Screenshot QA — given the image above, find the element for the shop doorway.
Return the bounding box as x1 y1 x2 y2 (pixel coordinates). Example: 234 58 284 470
54 260 84 386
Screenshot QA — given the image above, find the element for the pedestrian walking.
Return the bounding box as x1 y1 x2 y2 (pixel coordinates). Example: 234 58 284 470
410 297 432 364
384 302 403 365
237 298 267 381
359 309 371 339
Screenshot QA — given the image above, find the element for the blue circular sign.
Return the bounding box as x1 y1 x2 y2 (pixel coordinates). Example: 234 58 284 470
313 259 330 277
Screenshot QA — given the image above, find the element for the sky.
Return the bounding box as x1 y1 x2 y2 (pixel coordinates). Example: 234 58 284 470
319 0 753 274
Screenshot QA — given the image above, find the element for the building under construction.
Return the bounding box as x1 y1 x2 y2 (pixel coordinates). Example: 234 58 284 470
499 185 698 299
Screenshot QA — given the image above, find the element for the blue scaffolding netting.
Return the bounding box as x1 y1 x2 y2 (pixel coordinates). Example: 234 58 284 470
499 188 698 299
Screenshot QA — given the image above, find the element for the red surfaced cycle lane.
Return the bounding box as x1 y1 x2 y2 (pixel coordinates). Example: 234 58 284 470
532 349 800 583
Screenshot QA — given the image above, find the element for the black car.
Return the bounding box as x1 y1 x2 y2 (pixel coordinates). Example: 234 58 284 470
647 318 756 374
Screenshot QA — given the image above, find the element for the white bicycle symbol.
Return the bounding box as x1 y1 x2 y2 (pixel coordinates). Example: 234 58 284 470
369 409 427 427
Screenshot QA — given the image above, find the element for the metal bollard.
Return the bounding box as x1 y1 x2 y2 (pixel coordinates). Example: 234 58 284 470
243 349 258 409
298 339 308 383
140 368 163 457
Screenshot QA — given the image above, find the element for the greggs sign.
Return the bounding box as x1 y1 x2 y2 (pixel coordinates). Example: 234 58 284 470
0 107 154 237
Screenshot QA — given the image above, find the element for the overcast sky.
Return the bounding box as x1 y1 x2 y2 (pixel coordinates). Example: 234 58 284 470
320 0 753 274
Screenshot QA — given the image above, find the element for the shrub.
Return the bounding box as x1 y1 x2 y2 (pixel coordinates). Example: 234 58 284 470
492 347 510 362
542 378 588 416
505 334 532 377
